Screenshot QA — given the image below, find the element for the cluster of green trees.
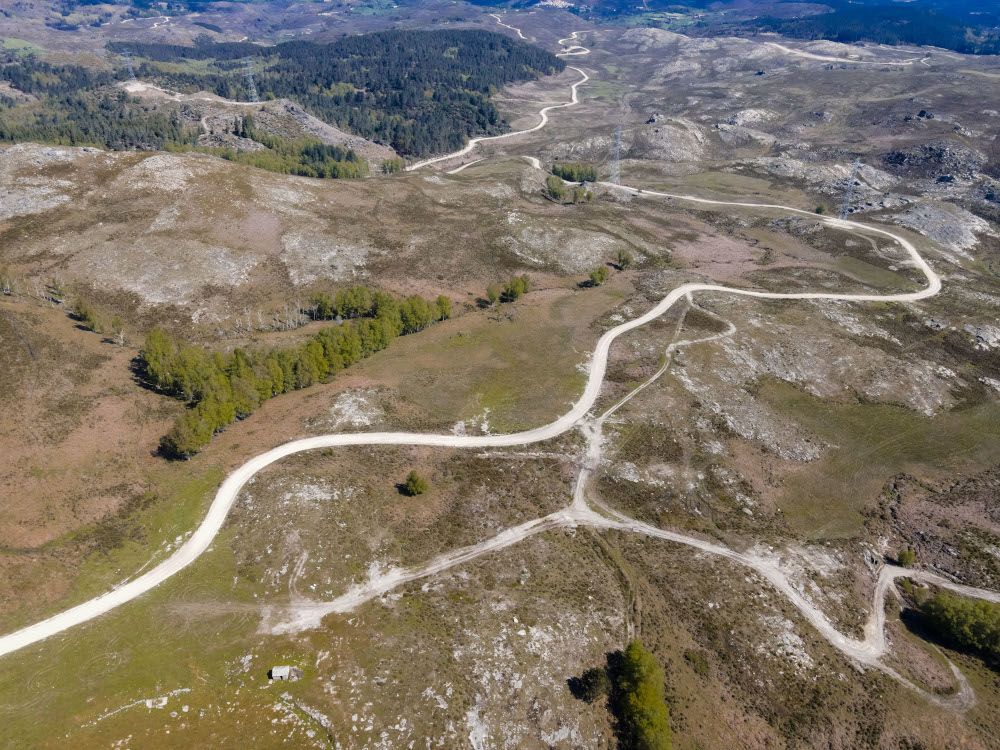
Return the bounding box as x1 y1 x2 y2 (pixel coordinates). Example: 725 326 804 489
551 162 598 182
71 296 127 344
2 30 562 163
920 591 1000 664
545 174 593 204
485 274 531 306
616 640 672 750
381 158 404 174
545 175 567 201
108 30 565 156
140 288 442 458
206 114 368 179
0 73 195 151
0 59 364 181
309 285 451 326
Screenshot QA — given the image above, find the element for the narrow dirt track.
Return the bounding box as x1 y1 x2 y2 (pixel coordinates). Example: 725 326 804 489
2 15 996 714
763 40 920 65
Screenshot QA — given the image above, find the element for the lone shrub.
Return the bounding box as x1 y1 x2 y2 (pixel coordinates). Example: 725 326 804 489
617 249 633 269
403 470 428 496
815 205 826 215
589 266 609 286
684 649 709 677
897 548 916 567
72 296 103 333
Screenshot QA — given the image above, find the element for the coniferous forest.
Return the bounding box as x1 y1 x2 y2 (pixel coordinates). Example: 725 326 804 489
109 30 565 156
0 30 564 161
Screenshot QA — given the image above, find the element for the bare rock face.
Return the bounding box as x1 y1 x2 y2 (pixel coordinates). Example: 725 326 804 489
196 133 268 152
269 99 398 166
888 202 997 259
882 139 986 179
0 144 97 221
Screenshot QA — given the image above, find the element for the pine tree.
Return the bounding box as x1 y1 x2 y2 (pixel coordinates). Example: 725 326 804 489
403 470 428 496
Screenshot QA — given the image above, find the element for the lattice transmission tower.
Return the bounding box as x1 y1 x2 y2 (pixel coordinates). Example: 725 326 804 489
243 57 259 103
121 49 137 82
839 157 862 220
609 124 622 185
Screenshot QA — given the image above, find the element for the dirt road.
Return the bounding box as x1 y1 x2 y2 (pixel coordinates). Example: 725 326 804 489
0 17 994 716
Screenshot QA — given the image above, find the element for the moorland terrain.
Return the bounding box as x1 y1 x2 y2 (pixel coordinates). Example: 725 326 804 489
2 1 1000 748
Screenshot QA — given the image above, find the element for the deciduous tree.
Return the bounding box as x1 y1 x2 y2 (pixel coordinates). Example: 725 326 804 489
589 266 609 286
435 295 452 320
615 640 672 750
545 174 566 201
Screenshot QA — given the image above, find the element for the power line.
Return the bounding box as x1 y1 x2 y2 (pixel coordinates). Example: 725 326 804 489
243 57 259 103
839 157 862 220
610 123 622 185
121 49 137 82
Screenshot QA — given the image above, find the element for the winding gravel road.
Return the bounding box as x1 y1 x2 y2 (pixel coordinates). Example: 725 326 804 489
405 66 589 172
763 41 921 65
2 15 997 714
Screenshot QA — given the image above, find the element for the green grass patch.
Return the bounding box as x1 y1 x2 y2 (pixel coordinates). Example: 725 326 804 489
760 379 1000 539
623 12 694 29
73 465 226 593
834 256 919 290
2 37 43 56
350 288 623 432
351 0 404 16
0 535 272 747
0 465 224 634
584 79 628 102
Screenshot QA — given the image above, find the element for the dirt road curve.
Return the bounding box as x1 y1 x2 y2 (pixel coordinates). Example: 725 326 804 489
404 66 589 172
1 15 995 714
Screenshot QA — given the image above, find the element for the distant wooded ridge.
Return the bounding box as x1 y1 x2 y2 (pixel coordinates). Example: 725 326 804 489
744 6 1000 55
107 30 566 156
572 0 1000 55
